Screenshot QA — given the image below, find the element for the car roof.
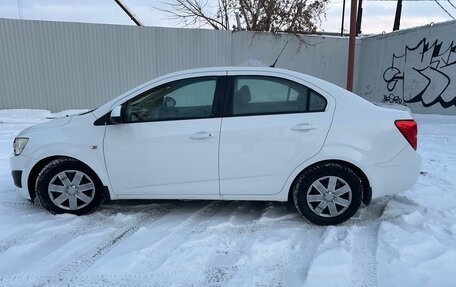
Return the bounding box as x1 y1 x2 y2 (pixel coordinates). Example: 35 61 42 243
153 66 333 91
161 66 308 80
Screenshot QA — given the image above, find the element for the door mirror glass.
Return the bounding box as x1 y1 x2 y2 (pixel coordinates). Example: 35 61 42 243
110 105 123 124
164 96 176 108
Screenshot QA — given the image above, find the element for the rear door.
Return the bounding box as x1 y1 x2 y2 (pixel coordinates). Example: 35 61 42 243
219 72 335 195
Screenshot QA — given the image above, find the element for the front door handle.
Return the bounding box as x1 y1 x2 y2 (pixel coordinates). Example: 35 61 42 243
189 131 214 139
291 123 316 131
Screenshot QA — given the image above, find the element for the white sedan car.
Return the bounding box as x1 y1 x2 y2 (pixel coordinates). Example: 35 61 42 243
10 67 421 225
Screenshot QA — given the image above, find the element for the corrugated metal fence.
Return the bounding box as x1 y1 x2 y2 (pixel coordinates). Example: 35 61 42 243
0 19 232 111
0 18 354 112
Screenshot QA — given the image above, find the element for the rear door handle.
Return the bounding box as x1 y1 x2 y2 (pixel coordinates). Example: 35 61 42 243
291 123 316 131
189 131 214 139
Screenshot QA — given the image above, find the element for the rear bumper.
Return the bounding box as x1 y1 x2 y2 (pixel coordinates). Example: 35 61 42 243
365 146 421 198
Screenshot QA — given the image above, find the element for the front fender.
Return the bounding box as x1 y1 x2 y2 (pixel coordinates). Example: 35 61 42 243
19 114 116 199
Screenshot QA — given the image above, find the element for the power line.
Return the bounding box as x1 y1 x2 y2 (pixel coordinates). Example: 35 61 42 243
448 0 456 9
114 0 143 26
434 0 455 18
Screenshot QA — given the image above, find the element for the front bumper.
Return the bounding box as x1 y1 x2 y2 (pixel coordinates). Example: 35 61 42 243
11 170 22 188
10 154 38 200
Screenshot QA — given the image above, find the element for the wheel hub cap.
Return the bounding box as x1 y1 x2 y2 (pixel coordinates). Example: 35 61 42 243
324 193 334 201
67 186 78 195
48 170 96 210
306 176 352 218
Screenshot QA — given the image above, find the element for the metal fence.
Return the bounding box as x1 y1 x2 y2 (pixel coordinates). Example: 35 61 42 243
0 18 353 112
0 19 232 111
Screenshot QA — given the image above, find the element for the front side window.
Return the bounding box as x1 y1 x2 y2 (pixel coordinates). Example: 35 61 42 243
232 76 327 116
124 77 217 122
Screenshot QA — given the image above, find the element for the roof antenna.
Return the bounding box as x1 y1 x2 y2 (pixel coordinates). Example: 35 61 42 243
270 41 289 68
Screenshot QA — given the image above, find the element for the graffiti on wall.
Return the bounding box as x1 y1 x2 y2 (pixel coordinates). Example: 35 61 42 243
382 38 456 108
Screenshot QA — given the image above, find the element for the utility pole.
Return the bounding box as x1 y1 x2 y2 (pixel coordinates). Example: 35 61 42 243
346 0 357 91
114 0 143 26
393 0 403 31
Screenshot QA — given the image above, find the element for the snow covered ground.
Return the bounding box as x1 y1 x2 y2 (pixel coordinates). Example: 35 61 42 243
0 109 455 287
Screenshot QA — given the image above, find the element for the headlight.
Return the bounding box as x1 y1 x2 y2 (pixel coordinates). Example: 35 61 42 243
13 137 29 156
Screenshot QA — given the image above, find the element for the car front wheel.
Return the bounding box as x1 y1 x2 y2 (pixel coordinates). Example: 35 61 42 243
35 158 105 215
292 163 363 225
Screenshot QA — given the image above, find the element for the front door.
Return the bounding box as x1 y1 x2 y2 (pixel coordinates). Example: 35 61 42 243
104 76 222 197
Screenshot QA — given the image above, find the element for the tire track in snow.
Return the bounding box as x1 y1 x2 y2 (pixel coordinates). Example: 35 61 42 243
0 210 119 254
208 219 315 235
131 200 230 273
0 203 158 256
0 199 38 209
41 201 229 286
203 226 325 287
0 198 388 287
202 219 326 286
350 224 379 287
201 221 315 285
251 252 288 287
197 202 286 287
0 274 54 287
290 227 327 285
49 204 177 285
203 264 244 287
341 197 391 228
0 273 161 287
348 198 386 287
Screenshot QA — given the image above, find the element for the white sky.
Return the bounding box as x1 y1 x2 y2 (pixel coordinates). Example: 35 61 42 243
0 0 455 34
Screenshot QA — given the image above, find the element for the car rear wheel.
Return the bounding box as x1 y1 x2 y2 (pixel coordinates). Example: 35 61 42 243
35 158 105 215
292 163 362 225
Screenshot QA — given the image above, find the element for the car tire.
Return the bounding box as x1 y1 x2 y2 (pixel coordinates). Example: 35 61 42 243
35 158 105 215
292 162 362 225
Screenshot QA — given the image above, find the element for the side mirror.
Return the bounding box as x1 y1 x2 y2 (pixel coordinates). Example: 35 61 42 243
164 97 176 108
110 105 123 124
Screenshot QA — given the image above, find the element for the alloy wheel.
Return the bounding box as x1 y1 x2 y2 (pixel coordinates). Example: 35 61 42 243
47 170 96 210
306 176 352 218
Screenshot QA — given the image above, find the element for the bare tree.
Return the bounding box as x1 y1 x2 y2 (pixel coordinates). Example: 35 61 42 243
162 0 329 33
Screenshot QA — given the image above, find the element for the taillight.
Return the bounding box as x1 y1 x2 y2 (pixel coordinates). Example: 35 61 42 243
395 120 417 150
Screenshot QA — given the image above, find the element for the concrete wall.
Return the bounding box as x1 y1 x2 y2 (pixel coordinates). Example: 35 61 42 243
358 21 456 115
0 18 358 112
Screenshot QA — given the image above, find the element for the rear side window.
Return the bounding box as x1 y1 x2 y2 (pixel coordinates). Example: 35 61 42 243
232 76 327 116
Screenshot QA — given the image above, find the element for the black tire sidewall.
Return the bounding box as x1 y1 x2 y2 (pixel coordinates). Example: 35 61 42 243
294 164 362 225
36 159 104 215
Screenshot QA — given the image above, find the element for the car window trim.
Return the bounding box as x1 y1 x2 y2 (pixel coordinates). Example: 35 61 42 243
94 76 225 126
221 76 234 117
222 75 327 117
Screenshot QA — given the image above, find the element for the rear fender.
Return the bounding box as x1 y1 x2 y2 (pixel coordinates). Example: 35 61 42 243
279 145 373 202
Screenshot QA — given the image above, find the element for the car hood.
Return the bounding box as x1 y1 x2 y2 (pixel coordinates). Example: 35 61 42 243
17 116 73 137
